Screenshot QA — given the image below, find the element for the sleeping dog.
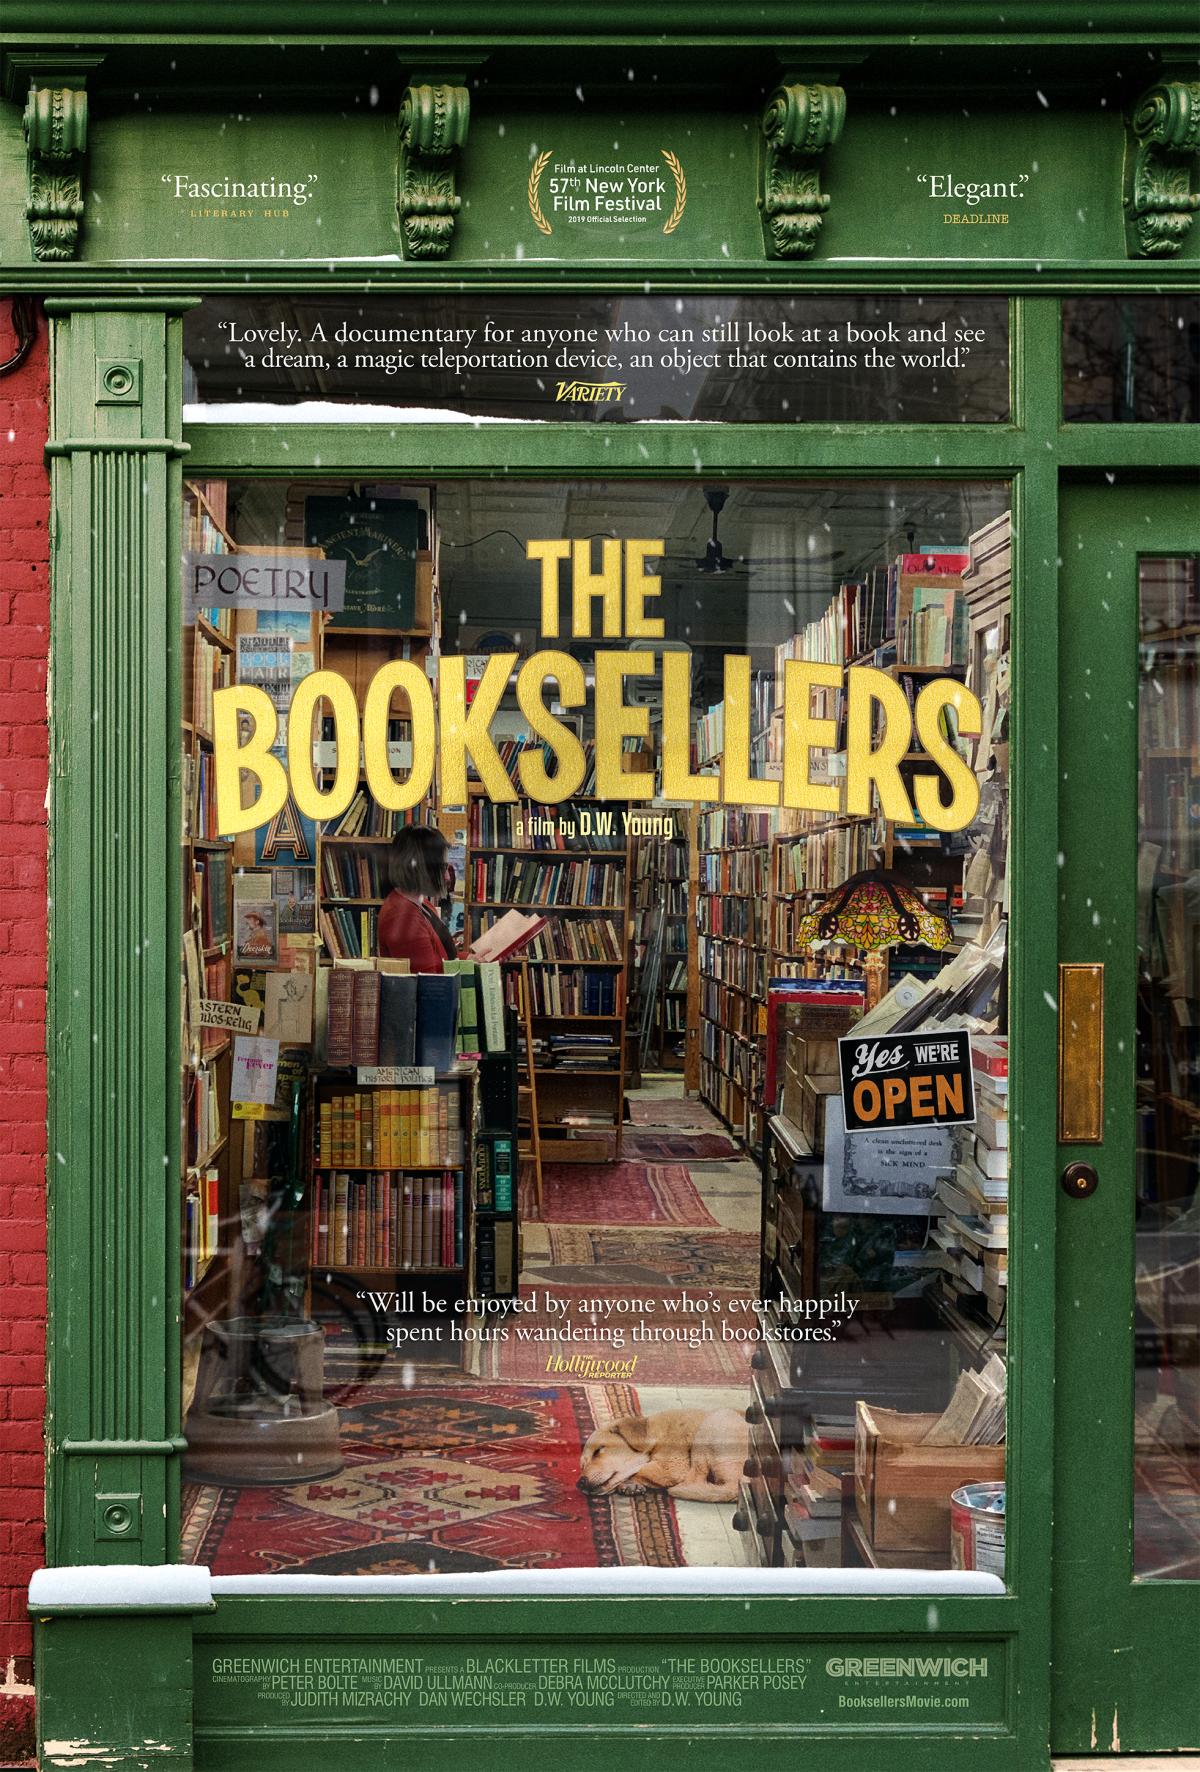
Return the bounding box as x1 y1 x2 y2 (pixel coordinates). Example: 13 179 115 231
577 1407 748 1503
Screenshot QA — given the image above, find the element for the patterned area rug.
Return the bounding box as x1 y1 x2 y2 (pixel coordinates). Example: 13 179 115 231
520 1161 719 1228
535 1226 758 1290
475 1286 756 1387
622 1132 739 1161
628 1098 729 1131
181 1380 683 1575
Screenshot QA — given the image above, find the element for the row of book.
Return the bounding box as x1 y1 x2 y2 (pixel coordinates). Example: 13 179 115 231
532 1031 621 1070
522 918 625 963
468 800 624 851
634 836 687 883
184 1171 221 1291
696 806 778 850
700 978 754 1039
319 904 378 960
187 1058 224 1164
697 893 767 944
899 588 970 670
468 737 630 798
933 1036 1009 1323
321 848 387 900
769 555 970 699
192 853 231 949
468 855 625 909
184 479 231 556
311 1170 463 1270
699 846 770 897
191 628 231 737
698 931 768 997
186 750 226 844
317 1084 466 1169
326 962 454 1070
510 966 620 1017
325 787 418 840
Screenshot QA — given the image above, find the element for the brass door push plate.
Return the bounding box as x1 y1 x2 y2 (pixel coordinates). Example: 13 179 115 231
1057 962 1104 1144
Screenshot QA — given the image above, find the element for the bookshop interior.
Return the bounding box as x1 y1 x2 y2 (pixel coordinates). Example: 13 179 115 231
177 461 1197 1584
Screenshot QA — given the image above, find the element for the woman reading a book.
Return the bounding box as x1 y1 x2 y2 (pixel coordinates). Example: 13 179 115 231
378 825 458 972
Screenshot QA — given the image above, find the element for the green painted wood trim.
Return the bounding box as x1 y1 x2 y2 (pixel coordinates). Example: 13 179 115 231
1052 479 1200 1754
2 2 1196 38
183 424 1030 477
7 265 1200 297
47 303 185 1569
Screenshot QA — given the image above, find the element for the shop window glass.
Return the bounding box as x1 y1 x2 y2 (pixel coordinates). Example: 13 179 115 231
183 296 1010 423
1135 555 1200 1581
179 475 1014 1584
1063 297 1199 424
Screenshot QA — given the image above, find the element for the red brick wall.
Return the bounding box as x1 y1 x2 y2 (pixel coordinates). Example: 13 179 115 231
0 298 49 1761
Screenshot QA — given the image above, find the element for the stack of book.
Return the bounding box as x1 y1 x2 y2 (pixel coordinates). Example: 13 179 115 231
318 1084 465 1167
782 1441 844 1568
543 1031 621 1071
934 1036 1008 1321
310 1170 463 1269
184 1170 221 1291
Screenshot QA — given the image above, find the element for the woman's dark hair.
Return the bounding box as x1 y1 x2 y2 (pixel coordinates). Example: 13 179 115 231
388 824 448 899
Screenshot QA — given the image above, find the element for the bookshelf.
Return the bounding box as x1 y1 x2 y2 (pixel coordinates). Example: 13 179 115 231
629 827 691 1073
181 481 239 1315
316 540 438 961
308 1069 476 1281
466 763 631 1164
696 803 779 1152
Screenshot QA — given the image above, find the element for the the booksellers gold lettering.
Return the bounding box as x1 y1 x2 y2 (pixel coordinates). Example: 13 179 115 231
212 537 980 837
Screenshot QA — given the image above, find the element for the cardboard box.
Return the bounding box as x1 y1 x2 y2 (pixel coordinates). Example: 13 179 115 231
855 1402 1005 1555
797 1035 840 1078
800 1073 840 1152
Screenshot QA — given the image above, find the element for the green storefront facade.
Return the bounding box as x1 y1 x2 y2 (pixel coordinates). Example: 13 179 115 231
1 4 1198 1768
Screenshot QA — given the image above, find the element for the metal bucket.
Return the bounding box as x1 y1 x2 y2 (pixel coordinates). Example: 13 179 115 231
950 1480 1006 1575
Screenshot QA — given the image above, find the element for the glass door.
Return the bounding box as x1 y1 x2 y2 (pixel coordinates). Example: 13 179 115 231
1053 481 1200 1753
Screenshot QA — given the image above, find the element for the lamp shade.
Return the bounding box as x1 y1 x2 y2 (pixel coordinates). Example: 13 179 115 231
795 868 953 953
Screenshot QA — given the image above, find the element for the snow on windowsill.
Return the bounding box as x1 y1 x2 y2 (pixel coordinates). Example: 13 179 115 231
182 401 722 426
31 1565 1004 1607
209 1567 1004 1599
184 401 543 425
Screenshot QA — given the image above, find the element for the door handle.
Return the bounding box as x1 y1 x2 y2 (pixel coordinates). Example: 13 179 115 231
1057 963 1104 1144
1061 1160 1099 1199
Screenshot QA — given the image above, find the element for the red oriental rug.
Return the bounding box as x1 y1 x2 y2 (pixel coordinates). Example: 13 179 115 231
519 1162 719 1228
538 1226 759 1291
628 1098 730 1130
622 1132 739 1161
181 1381 683 1575
475 1286 756 1388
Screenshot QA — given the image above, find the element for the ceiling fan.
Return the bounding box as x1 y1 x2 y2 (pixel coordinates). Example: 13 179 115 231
662 485 845 577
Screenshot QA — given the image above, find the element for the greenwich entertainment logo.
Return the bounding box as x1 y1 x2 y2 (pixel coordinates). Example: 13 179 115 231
826 1656 989 1678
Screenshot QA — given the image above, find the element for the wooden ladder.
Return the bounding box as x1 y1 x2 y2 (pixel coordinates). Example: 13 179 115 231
514 959 543 1219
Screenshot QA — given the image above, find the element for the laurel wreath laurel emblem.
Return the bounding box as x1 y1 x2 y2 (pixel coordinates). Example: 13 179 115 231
527 148 687 236
660 149 687 234
527 148 554 235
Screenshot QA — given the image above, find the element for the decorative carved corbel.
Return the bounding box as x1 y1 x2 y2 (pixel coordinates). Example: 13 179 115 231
1124 80 1200 258
398 82 471 259
758 81 846 259
24 83 89 262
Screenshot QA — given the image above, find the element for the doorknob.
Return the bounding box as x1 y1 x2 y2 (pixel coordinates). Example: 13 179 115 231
1061 1161 1099 1199
1057 963 1104 1144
